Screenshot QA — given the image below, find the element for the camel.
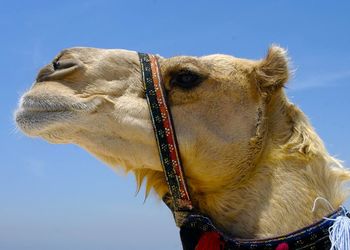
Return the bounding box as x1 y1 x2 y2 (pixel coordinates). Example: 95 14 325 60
15 46 350 245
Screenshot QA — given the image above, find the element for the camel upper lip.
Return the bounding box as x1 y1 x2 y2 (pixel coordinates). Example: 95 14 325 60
18 95 90 112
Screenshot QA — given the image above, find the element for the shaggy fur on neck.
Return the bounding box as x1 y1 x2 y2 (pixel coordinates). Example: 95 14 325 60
133 89 350 238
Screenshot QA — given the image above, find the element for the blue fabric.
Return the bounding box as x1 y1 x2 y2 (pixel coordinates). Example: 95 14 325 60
180 208 348 250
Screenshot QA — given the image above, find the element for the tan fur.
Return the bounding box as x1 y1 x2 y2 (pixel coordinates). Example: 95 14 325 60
15 46 350 238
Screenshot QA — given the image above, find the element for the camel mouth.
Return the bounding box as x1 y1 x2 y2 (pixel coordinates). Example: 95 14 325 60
15 94 104 136
15 108 75 136
15 95 83 136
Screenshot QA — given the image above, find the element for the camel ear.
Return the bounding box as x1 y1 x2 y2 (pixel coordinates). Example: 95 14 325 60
254 45 289 93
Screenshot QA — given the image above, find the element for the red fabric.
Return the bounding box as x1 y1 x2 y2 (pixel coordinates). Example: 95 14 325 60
276 242 289 250
195 232 223 250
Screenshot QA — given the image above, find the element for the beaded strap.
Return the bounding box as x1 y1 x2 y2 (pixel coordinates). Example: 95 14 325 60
138 53 193 212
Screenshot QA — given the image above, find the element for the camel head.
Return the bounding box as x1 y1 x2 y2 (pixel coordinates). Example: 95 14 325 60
16 46 288 179
15 46 350 238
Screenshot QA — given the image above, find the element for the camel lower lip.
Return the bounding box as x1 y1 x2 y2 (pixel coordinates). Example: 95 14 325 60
15 109 74 134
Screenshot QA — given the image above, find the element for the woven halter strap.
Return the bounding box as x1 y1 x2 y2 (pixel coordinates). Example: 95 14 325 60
138 53 193 218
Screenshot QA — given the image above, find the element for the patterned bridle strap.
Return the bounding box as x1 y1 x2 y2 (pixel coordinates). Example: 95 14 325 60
138 53 193 214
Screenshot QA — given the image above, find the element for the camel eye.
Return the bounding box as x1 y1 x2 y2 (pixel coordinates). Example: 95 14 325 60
53 59 77 71
170 71 202 89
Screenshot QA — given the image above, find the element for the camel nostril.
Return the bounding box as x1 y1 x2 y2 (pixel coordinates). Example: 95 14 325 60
36 58 81 82
53 59 77 71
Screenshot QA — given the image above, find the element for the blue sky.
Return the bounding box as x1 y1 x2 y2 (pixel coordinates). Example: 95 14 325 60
1 1 350 249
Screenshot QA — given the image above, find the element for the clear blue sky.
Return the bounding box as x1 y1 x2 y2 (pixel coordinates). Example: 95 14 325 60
1 1 350 250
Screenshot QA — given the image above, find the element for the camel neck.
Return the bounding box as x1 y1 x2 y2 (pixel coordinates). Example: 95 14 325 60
192 158 343 238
